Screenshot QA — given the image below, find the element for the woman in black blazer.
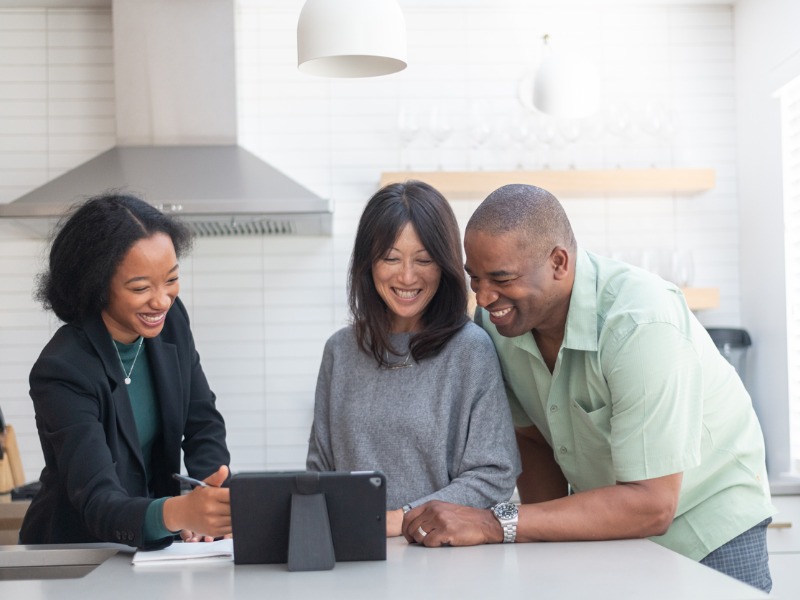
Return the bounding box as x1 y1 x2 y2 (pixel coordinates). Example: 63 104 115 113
19 194 230 549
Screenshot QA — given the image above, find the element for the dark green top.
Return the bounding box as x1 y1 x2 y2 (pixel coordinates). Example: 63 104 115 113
114 338 173 540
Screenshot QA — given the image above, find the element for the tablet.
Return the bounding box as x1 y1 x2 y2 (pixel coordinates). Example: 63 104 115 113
230 470 386 568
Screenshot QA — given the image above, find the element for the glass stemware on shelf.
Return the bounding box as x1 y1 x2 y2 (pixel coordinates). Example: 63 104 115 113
468 100 492 170
603 101 634 168
396 105 419 170
394 98 677 174
428 104 454 170
639 101 678 166
532 113 557 169
508 110 533 170
557 117 581 169
670 249 694 288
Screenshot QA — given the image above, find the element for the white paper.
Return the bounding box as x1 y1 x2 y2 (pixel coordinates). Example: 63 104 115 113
132 538 234 565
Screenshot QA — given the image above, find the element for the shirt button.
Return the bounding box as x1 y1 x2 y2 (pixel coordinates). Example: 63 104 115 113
559 446 568 454
549 405 558 413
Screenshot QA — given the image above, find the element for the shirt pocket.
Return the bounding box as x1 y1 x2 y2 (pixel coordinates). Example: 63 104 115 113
569 400 612 453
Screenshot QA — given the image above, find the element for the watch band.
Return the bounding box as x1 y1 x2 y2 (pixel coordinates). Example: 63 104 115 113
491 502 518 543
499 520 517 543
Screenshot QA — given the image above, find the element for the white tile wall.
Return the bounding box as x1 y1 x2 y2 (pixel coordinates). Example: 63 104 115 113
0 2 742 481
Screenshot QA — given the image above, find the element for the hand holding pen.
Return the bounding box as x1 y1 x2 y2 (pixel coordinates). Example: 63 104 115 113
162 465 231 541
172 472 209 489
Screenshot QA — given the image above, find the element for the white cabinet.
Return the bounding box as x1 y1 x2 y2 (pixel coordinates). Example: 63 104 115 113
768 496 800 597
769 553 800 598
768 495 800 553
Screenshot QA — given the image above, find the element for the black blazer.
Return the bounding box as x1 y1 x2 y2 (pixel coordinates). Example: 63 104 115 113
19 298 229 548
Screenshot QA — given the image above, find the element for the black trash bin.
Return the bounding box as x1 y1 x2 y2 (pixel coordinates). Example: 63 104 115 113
706 328 752 386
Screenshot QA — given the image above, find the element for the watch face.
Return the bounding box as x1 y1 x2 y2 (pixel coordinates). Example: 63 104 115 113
493 502 518 520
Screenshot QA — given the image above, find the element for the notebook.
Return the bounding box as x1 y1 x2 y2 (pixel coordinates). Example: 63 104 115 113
132 538 234 566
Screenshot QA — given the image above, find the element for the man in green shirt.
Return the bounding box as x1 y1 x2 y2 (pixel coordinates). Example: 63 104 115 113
402 184 774 592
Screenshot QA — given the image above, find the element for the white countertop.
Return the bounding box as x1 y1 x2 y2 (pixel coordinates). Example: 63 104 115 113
0 537 767 599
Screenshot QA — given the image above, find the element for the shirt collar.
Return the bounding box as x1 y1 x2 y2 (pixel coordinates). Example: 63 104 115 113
563 247 598 352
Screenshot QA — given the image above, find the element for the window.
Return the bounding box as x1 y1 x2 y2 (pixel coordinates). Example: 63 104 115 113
780 74 800 473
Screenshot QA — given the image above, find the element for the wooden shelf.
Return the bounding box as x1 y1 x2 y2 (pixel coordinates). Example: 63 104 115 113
681 287 720 311
467 287 719 318
380 168 715 199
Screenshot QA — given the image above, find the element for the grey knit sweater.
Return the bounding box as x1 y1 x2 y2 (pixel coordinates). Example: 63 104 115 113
306 321 521 510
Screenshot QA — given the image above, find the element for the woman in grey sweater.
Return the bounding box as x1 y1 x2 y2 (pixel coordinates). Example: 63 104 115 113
306 181 521 537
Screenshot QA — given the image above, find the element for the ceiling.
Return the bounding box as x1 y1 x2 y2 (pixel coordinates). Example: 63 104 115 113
0 0 737 8
0 0 109 6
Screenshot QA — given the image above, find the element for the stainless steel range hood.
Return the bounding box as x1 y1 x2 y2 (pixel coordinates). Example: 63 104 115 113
0 145 332 237
0 0 332 237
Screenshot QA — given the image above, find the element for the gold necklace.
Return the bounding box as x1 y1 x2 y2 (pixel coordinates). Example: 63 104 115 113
113 336 144 385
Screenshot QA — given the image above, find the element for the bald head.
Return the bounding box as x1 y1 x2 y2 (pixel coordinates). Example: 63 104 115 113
466 184 577 259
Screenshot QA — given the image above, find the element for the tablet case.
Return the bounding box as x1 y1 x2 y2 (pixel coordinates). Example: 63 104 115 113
230 470 386 568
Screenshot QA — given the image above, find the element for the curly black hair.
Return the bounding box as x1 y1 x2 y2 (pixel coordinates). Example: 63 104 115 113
35 192 193 323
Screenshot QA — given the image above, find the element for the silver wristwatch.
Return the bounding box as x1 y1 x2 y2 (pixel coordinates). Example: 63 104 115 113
491 502 518 543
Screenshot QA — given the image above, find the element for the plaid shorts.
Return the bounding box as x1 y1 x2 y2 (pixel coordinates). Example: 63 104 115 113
699 518 772 593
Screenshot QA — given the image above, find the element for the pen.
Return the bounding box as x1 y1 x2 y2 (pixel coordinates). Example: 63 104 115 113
172 472 209 488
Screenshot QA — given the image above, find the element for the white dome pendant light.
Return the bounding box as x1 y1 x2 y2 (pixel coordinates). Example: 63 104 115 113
297 0 407 78
533 34 600 119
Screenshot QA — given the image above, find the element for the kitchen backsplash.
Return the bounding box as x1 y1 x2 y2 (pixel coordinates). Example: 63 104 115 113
0 2 741 481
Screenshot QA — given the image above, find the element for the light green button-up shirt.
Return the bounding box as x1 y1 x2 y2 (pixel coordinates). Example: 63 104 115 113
476 248 774 560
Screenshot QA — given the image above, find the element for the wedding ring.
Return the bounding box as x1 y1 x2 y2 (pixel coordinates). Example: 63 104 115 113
417 526 428 538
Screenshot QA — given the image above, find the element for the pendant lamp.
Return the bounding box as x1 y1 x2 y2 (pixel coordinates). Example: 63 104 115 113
297 0 407 78
533 35 600 119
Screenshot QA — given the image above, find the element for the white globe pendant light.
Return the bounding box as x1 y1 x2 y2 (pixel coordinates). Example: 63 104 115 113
533 35 600 119
297 0 407 78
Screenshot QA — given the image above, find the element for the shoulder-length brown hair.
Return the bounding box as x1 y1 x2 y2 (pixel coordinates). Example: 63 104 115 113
349 180 468 366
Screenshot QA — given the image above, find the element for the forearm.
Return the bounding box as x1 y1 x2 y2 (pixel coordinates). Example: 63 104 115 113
386 509 404 537
516 474 682 542
162 494 191 533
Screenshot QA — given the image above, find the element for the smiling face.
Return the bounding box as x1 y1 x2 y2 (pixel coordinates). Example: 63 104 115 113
372 222 442 333
101 232 180 343
464 228 571 341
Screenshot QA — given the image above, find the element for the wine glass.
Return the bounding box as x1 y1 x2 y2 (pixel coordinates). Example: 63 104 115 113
670 250 694 288
469 101 492 170
603 101 633 167
533 113 557 169
508 110 533 170
428 104 454 170
557 118 581 169
640 101 669 139
397 105 419 170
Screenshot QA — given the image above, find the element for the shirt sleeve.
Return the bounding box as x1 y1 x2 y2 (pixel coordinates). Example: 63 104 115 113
306 338 335 471
143 497 175 542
